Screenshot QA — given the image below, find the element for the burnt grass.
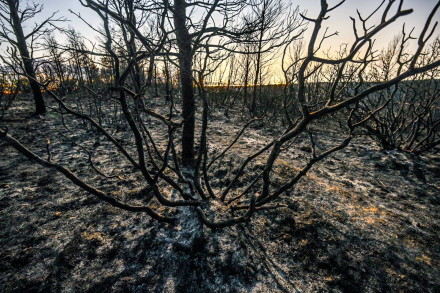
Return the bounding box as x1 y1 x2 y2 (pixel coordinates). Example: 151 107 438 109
1 95 440 292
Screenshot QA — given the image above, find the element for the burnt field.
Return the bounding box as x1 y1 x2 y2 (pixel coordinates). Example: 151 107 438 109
1 96 439 292
1 0 440 292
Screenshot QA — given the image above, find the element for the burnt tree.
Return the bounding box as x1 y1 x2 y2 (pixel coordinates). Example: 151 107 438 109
0 0 63 114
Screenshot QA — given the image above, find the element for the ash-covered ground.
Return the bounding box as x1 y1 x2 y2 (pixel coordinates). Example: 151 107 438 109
1 96 439 292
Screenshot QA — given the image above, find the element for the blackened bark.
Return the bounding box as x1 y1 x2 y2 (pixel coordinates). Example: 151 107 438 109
251 1 267 117
8 0 46 114
173 0 195 165
242 50 250 112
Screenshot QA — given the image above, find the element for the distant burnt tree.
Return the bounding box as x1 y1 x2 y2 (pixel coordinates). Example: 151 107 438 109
0 0 64 114
358 36 440 154
0 65 21 118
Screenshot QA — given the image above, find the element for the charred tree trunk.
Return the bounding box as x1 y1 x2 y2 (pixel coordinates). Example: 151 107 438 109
8 0 46 114
251 2 267 117
173 0 195 165
242 51 250 112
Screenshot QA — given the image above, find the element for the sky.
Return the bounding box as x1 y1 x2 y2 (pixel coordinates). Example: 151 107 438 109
299 0 439 51
31 0 438 49
14 0 440 82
